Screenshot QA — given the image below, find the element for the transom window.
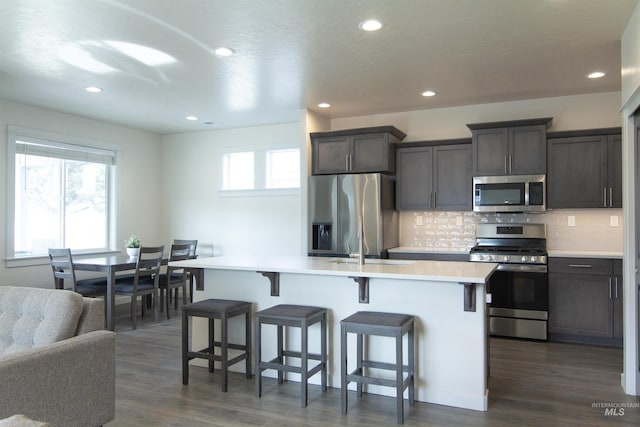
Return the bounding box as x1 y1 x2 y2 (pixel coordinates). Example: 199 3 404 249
266 148 300 189
222 151 255 190
221 147 300 191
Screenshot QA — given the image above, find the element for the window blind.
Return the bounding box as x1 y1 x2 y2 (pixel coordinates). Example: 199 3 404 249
15 137 116 165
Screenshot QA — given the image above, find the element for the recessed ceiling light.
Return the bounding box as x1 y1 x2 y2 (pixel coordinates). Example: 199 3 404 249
422 90 436 97
85 86 102 93
318 102 331 108
359 19 383 31
186 115 198 121
588 71 605 79
214 47 235 57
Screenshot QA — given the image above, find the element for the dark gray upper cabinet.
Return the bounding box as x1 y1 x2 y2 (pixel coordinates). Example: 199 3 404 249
467 118 552 176
548 257 622 347
396 146 432 210
547 128 621 208
396 140 472 211
310 126 406 175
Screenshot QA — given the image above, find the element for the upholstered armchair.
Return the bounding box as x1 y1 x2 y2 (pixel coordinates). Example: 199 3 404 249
0 286 116 426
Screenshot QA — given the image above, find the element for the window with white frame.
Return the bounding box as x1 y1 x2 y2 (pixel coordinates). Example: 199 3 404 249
266 148 300 189
222 151 255 190
221 147 300 191
8 129 116 258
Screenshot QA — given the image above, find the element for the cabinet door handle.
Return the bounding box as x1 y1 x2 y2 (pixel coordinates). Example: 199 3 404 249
345 155 350 171
568 264 592 268
609 187 613 207
504 156 508 174
509 155 512 175
615 276 618 299
603 187 607 208
346 154 352 171
434 191 437 208
609 278 612 299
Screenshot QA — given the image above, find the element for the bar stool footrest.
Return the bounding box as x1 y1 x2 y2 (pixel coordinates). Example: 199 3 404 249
347 372 411 389
281 350 323 361
361 360 411 372
211 341 249 352
187 348 218 362
260 359 325 376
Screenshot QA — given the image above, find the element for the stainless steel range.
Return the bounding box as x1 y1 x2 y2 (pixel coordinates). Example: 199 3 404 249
470 223 548 340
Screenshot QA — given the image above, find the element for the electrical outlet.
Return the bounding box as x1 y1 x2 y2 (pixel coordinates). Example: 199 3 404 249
456 216 463 226
568 216 576 227
416 215 423 226
610 215 619 227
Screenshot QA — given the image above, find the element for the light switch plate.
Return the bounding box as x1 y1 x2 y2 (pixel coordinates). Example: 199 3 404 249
456 216 463 226
610 215 619 227
568 216 576 227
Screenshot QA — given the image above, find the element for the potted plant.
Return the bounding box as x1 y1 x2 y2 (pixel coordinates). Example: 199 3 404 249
124 234 141 257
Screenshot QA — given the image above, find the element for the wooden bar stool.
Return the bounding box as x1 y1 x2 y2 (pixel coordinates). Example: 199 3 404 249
340 311 415 424
182 299 252 392
255 304 328 407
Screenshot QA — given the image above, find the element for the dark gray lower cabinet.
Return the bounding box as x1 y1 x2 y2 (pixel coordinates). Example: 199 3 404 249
396 142 471 211
548 257 622 347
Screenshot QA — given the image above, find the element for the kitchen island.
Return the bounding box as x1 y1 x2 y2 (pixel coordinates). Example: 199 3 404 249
171 255 497 411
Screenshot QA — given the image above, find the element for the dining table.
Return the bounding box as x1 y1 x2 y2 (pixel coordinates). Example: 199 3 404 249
73 253 204 331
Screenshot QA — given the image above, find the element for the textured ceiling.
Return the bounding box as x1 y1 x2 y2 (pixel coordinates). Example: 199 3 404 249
0 0 637 134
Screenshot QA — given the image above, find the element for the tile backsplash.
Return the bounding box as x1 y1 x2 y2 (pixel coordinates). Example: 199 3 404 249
399 209 623 252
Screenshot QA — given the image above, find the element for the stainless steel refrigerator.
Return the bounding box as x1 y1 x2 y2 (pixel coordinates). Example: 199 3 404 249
308 173 398 258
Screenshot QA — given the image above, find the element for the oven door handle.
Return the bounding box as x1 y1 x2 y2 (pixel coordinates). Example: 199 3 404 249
496 264 548 273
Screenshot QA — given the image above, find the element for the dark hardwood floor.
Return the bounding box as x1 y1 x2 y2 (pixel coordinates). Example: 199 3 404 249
108 302 640 426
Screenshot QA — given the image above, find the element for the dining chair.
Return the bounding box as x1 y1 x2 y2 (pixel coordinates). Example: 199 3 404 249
48 248 108 298
159 243 191 319
173 239 198 302
174 239 198 258
114 245 164 330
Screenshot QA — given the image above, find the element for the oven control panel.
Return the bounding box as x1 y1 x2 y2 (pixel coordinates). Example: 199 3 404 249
469 253 547 264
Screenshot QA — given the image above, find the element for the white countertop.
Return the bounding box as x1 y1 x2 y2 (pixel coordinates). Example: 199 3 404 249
548 250 623 259
171 255 497 284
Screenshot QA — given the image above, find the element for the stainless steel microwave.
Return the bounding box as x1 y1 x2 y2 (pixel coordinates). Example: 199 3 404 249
473 174 546 213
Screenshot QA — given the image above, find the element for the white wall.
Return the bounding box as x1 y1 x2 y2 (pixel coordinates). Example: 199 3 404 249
332 92 622 140
160 122 303 258
0 99 162 287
